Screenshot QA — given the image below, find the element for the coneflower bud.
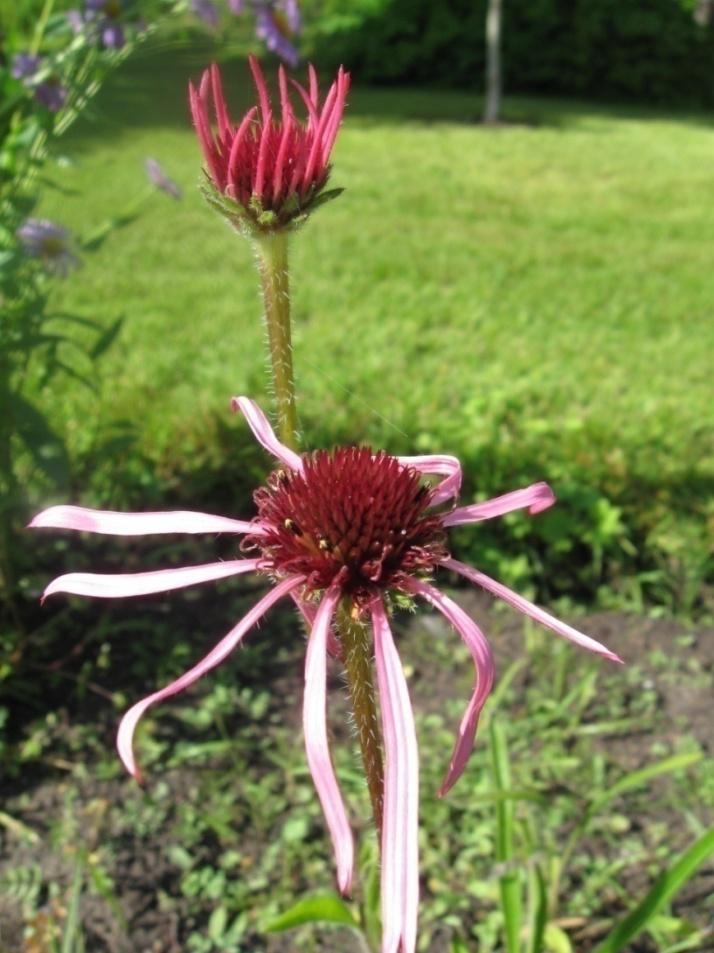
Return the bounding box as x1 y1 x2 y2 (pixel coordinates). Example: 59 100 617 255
189 56 349 235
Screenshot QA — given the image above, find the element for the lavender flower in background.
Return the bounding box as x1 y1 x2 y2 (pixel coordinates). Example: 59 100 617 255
66 9 85 33
190 0 220 29
35 78 68 112
227 0 244 13
11 53 42 80
11 54 68 113
145 158 182 199
17 219 80 276
255 1 300 66
82 0 127 49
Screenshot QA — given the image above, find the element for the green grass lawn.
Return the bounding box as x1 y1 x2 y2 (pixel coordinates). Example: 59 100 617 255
35 38 714 611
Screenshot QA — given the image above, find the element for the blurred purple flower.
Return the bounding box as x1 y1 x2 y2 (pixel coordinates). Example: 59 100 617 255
190 0 220 28
145 158 182 199
17 219 79 276
227 0 244 13
280 0 300 33
11 54 67 112
66 9 85 32
82 0 127 49
12 53 42 80
255 2 299 66
35 78 68 112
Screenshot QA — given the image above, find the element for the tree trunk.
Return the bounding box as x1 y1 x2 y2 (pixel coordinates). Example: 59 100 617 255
484 0 503 124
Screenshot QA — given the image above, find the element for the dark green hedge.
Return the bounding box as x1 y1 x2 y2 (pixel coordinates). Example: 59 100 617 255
304 0 714 105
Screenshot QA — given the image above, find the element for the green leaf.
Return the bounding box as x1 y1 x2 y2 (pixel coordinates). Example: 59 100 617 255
208 905 228 942
545 923 573 953
593 826 714 953
450 939 469 953
89 315 123 360
11 392 69 488
263 892 359 933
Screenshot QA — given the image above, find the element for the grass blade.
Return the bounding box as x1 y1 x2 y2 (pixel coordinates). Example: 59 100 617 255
589 752 701 816
490 718 522 953
61 858 84 953
593 826 714 953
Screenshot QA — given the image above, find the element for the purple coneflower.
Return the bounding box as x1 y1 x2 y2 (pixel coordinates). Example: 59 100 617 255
17 219 79 275
190 56 349 232
31 398 620 952
145 157 182 199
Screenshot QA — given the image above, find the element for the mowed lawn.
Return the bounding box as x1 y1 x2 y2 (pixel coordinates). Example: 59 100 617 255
36 39 714 600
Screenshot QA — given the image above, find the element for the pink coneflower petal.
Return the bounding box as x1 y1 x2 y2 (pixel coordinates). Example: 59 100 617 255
42 559 260 602
209 62 231 140
372 597 419 953
227 105 258 184
248 54 271 124
443 482 556 528
397 454 462 505
320 68 350 163
291 594 343 659
308 63 319 110
29 505 261 536
404 578 495 796
445 558 623 663
117 574 305 780
303 587 354 894
231 396 303 472
289 77 319 129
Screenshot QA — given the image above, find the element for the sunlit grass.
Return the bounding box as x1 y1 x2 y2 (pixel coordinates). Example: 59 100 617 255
36 38 714 606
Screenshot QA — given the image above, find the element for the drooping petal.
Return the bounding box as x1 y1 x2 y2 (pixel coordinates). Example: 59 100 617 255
303 587 354 894
371 597 419 953
445 558 623 663
231 396 303 472
397 454 462 506
443 482 556 528
29 505 261 536
404 578 495 796
43 559 260 602
291 593 343 659
117 574 305 781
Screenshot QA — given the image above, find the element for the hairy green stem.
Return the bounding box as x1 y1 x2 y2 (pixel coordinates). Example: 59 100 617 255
337 603 384 835
254 232 299 450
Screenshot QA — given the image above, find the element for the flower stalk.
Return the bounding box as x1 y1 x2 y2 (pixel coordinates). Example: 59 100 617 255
254 231 299 450
337 601 385 834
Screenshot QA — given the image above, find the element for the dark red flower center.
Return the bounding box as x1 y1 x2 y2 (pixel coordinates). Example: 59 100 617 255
246 447 448 605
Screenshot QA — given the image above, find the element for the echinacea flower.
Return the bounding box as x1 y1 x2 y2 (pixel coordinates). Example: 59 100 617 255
17 218 79 275
145 157 182 199
31 398 620 953
190 56 349 233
